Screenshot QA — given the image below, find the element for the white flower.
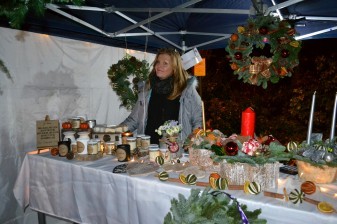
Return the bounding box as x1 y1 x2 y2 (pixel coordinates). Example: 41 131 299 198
155 120 182 136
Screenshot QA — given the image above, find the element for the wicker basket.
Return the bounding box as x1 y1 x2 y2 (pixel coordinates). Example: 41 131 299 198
296 160 337 184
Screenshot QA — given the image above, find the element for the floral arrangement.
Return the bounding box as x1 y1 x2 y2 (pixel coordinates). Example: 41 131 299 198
184 128 225 150
107 55 150 110
226 15 301 89
185 128 292 166
155 120 182 137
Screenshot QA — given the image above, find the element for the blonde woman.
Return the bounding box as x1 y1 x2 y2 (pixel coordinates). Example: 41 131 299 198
120 48 202 144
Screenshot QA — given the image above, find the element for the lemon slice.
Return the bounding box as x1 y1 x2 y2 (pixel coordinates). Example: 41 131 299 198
243 181 250 194
179 174 187 184
317 201 334 213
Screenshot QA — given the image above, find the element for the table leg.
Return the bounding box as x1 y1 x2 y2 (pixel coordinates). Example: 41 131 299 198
37 212 46 224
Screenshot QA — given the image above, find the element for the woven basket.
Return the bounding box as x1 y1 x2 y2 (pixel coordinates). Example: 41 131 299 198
296 160 337 184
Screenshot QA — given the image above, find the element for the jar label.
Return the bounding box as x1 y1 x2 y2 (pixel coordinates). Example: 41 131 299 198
116 148 127 161
77 141 85 153
72 144 77 153
87 145 93 154
71 119 80 128
59 144 68 157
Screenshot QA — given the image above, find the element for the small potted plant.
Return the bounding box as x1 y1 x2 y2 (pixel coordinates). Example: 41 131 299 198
156 120 182 155
156 120 182 142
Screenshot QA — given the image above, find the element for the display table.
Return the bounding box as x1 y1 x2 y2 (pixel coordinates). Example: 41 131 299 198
14 153 337 224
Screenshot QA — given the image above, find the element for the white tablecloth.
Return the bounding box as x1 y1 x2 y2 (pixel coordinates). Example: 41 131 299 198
14 153 337 224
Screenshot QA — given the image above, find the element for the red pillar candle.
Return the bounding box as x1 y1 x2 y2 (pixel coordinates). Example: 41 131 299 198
241 107 255 138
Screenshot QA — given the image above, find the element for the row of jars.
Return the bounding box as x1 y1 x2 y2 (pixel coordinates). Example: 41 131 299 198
57 130 173 163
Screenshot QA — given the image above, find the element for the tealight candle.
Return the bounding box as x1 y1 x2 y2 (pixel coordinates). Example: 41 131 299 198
122 131 133 144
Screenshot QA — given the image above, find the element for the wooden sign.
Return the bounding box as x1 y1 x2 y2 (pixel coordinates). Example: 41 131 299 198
36 117 60 149
194 58 206 76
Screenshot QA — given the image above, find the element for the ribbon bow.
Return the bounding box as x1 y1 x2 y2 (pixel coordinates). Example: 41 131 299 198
249 57 273 84
211 191 249 224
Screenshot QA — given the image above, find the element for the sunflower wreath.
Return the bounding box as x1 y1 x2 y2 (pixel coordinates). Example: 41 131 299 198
107 55 150 110
226 15 301 89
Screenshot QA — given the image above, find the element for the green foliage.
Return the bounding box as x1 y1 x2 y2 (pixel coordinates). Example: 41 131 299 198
213 142 292 166
107 55 150 110
200 39 337 144
0 0 84 28
226 15 301 89
164 188 266 224
294 140 337 168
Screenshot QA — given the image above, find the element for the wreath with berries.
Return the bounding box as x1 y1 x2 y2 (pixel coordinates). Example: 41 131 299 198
226 15 301 89
107 55 150 110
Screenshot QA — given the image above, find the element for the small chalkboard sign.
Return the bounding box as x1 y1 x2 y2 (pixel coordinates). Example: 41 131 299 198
36 115 60 149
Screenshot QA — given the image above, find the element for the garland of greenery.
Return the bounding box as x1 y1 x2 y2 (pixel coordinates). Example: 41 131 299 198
107 55 150 110
212 142 293 166
226 15 301 89
164 188 266 224
0 0 84 28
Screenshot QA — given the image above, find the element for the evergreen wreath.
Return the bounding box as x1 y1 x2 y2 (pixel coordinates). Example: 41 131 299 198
107 55 150 110
164 188 266 224
0 0 84 29
226 15 301 89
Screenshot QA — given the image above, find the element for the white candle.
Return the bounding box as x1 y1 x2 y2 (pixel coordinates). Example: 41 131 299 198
202 101 206 132
306 91 316 145
329 92 337 141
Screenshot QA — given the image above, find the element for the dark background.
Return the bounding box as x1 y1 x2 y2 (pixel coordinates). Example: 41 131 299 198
197 38 337 145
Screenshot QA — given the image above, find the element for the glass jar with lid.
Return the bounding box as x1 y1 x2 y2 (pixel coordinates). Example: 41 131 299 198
87 140 98 155
136 134 145 148
126 137 137 154
105 141 116 155
149 145 160 162
141 135 151 150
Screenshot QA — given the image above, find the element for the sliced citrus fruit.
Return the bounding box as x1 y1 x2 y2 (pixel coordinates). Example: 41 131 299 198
243 181 250 194
317 201 334 213
179 174 187 184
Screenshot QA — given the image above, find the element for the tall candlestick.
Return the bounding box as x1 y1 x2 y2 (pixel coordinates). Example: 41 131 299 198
306 91 316 145
202 101 206 133
329 92 337 141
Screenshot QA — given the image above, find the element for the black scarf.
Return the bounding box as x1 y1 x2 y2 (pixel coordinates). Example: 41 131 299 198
150 75 173 95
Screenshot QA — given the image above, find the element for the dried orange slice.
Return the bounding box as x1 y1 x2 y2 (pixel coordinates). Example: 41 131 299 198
243 181 250 194
179 174 187 184
317 202 334 213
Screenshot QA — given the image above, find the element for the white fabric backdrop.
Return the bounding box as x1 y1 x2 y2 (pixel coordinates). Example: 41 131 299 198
0 27 155 223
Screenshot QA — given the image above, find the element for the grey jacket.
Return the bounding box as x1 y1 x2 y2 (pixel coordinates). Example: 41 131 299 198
120 76 202 143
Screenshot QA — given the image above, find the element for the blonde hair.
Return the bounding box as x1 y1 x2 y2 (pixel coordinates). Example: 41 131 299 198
149 48 189 100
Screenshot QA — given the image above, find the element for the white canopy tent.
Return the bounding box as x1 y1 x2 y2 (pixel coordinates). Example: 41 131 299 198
0 27 155 223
